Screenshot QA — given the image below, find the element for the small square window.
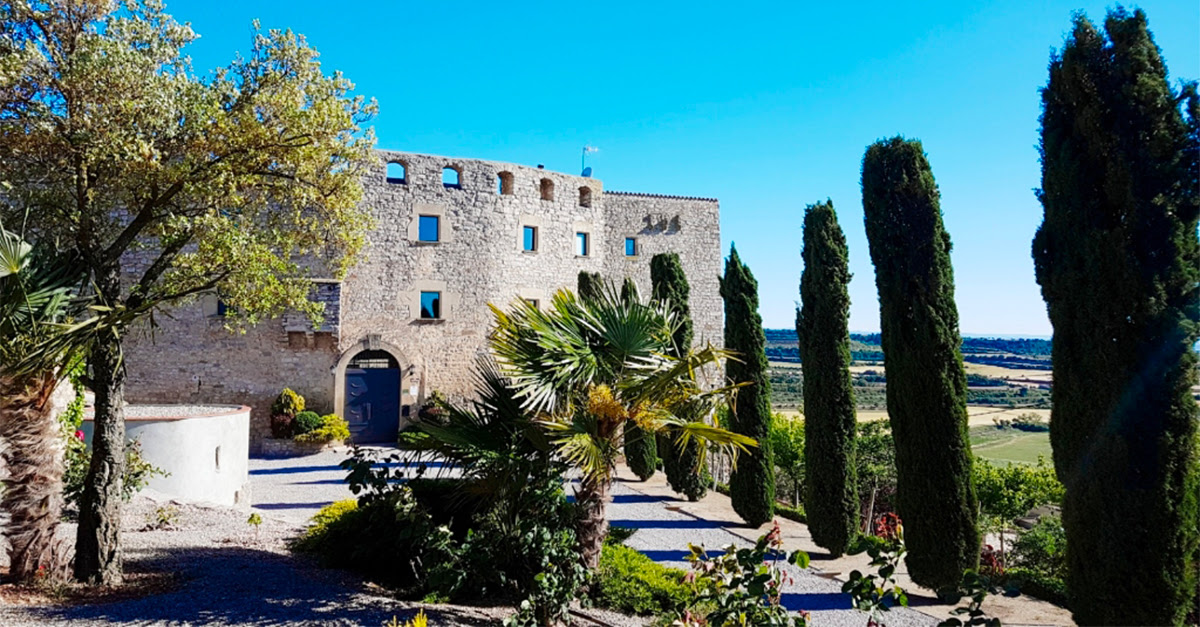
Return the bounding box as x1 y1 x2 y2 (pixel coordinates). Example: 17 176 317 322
625 237 637 256
525 298 539 309
418 215 440 242
576 232 589 257
420 291 441 319
523 225 538 252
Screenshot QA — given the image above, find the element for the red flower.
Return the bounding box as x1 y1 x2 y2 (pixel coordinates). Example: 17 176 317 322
74 430 85 442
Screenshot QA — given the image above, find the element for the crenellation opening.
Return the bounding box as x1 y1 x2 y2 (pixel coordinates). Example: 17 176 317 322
442 166 461 189
498 171 514 195
386 161 407 184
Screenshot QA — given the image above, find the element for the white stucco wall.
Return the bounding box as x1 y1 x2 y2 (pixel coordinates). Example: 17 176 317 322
82 405 251 507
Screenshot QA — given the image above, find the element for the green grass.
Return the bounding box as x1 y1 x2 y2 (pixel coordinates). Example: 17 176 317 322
970 427 1052 465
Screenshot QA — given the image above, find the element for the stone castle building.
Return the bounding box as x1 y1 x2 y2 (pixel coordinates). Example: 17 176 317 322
124 150 723 449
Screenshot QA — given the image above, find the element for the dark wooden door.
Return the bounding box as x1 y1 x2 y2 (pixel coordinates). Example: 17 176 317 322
344 367 401 443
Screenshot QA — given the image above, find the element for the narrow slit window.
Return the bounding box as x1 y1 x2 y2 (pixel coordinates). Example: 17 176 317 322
625 237 637 256
420 291 441 319
576 232 589 257
418 215 440 242
523 225 538 252
442 167 461 189
386 162 406 184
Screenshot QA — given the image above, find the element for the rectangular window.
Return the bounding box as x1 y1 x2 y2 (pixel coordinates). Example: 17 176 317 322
418 215 440 242
523 225 538 252
576 232 589 257
525 298 539 309
420 291 441 319
625 237 637 256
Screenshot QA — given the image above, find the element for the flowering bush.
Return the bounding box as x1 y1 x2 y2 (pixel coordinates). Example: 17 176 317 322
843 513 909 626
675 522 810 627
270 388 305 437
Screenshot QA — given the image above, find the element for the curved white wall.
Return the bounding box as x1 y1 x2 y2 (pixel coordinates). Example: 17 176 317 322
82 405 250 507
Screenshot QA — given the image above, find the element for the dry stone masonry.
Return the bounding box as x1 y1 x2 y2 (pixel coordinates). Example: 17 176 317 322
123 151 723 450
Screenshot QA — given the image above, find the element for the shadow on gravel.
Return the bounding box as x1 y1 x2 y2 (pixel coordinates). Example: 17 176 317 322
254 501 338 511
781 591 852 611
19 546 494 626
607 518 724 530
610 493 672 504
635 549 694 562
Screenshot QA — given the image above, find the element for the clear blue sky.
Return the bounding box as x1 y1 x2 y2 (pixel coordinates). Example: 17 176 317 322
166 0 1198 336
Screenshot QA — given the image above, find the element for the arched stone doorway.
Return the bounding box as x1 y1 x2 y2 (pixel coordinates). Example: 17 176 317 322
333 337 414 444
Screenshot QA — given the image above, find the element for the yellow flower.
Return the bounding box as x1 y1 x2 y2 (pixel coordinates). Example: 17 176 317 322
587 384 627 422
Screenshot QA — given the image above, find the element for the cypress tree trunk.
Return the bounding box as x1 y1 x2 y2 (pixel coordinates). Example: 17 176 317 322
797 200 859 557
577 271 603 303
721 246 774 526
861 138 978 589
74 265 126 585
0 370 71 582
651 253 708 500
1033 9 1199 624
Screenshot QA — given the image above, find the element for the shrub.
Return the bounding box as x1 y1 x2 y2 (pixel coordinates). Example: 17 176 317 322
296 499 358 547
769 414 805 506
623 423 658 481
63 432 165 506
679 522 811 626
973 458 1063 521
270 388 305 438
294 413 349 444
592 543 692 616
292 410 322 436
271 388 305 417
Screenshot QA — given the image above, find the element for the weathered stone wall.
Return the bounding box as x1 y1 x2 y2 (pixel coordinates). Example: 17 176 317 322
122 150 723 450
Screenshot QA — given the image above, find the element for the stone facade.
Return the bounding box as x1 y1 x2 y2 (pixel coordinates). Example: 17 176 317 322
123 150 723 451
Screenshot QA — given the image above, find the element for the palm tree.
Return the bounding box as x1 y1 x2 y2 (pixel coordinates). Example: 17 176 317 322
489 285 754 568
0 226 93 582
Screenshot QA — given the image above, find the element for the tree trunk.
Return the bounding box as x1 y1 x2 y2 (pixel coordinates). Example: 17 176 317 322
575 474 611 570
74 265 126 584
0 370 71 582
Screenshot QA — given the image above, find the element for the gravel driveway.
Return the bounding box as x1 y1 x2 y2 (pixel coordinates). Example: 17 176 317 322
0 449 932 626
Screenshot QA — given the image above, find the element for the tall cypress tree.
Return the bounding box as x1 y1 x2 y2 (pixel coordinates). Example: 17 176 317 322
619 276 658 480
721 246 774 525
577 271 603 303
1033 9 1199 624
861 137 978 589
797 200 859 556
651 253 707 500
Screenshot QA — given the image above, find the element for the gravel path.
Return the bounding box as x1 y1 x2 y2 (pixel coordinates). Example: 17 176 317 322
0 449 934 626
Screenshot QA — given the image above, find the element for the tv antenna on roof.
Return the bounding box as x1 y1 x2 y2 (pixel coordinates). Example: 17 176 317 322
582 145 599 176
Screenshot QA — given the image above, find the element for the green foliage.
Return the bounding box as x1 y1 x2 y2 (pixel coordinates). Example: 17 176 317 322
972 459 1063 521
272 389 306 418
862 136 979 588
292 411 322 436
63 433 165 506
294 413 351 444
1033 8 1200 623
679 523 810 627
797 200 859 557
721 246 775 526
844 514 909 623
769 414 805 506
1009 516 1066 600
937 570 1004 627
855 420 898 523
651 252 708 502
623 424 658 481
577 271 604 303
592 543 692 616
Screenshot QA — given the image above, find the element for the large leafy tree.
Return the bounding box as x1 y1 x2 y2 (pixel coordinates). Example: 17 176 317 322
721 246 774 526
651 252 707 501
0 0 375 583
489 288 753 569
861 137 978 589
1033 9 1199 624
797 200 858 556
